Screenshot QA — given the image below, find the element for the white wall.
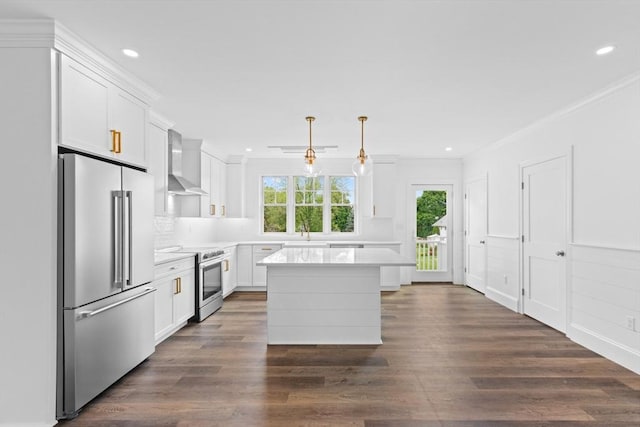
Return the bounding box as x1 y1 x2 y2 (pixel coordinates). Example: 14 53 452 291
0 48 57 426
463 74 640 374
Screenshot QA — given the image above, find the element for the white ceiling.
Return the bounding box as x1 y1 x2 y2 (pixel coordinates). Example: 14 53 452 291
2 0 640 160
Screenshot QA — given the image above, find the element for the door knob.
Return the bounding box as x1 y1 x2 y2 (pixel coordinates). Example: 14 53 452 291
555 250 565 257
479 240 486 244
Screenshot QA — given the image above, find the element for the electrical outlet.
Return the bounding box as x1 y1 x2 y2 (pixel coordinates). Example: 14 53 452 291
626 316 636 332
503 274 508 284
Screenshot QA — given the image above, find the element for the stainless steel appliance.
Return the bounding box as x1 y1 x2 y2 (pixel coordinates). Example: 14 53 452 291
179 247 227 321
167 129 207 195
57 153 156 419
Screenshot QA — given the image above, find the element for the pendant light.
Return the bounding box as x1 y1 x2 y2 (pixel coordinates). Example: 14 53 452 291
304 116 321 177
352 116 372 176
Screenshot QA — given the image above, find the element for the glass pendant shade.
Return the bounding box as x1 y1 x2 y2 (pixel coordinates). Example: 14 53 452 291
352 156 371 176
304 158 322 177
303 116 321 177
352 116 371 176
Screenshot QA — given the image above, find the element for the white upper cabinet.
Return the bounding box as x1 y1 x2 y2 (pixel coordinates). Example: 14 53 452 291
201 152 227 218
147 112 174 216
59 55 149 168
109 88 147 166
372 162 396 217
59 56 110 156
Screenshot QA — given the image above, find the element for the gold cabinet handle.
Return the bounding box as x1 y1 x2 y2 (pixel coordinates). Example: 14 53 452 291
110 130 118 153
373 205 376 216
221 205 226 216
110 130 122 153
178 277 182 293
174 277 180 294
210 204 216 216
224 259 229 272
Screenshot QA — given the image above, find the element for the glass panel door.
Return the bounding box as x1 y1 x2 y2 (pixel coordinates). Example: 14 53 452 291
411 184 453 282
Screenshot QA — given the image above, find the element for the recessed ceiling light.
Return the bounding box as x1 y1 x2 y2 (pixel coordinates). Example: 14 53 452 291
445 147 453 152
596 45 615 56
245 148 253 152
122 48 139 58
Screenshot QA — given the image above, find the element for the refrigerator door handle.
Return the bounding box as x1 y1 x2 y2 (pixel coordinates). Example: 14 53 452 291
112 191 124 290
124 190 133 286
78 287 155 318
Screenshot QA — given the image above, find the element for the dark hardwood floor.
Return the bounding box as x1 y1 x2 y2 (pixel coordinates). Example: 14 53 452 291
60 284 640 426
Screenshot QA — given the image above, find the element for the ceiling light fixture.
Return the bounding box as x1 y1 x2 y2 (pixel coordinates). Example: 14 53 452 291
245 147 253 152
352 116 371 176
303 116 321 177
122 48 139 58
445 147 453 152
596 45 615 56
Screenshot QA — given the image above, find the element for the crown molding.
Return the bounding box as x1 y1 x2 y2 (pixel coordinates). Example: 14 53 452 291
0 19 161 104
149 110 175 130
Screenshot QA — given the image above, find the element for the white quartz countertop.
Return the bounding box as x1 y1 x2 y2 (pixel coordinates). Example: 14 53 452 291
257 247 415 267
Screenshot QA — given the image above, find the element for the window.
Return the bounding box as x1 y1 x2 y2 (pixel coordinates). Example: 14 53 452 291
262 176 287 232
330 177 355 232
261 175 356 234
295 176 324 233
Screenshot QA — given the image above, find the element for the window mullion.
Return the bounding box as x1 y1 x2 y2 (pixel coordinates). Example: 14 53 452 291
288 175 294 234
324 175 330 234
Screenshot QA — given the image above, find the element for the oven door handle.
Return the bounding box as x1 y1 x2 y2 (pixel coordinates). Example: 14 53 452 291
199 258 225 269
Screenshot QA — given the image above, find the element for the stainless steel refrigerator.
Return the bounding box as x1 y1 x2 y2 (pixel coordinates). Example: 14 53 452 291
57 153 156 419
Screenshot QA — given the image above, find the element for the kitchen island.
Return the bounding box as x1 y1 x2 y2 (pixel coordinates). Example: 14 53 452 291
257 247 414 345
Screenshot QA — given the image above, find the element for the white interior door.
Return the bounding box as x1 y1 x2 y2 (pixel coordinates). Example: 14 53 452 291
410 184 453 283
522 156 567 332
465 176 487 293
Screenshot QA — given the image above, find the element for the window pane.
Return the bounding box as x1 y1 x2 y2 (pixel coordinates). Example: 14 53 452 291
315 191 323 204
331 191 343 204
263 176 287 233
275 190 287 204
264 206 287 232
263 176 287 204
264 176 287 192
331 206 354 232
294 176 307 189
264 189 275 204
331 177 354 204
295 206 323 232
415 189 447 271
304 191 313 204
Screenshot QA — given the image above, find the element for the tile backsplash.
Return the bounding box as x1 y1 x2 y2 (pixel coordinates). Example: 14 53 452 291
154 216 177 249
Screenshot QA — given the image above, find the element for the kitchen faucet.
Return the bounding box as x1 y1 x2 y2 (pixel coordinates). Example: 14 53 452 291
300 224 310 241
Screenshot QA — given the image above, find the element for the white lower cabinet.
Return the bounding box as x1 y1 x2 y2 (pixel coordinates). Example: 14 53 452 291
153 257 195 344
222 246 237 297
252 244 282 287
236 245 253 287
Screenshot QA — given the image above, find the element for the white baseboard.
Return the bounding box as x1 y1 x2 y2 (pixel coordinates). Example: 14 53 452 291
568 323 640 375
485 286 519 312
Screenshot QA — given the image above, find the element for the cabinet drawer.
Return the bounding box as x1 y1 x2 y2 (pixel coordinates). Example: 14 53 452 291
252 245 282 255
154 257 195 280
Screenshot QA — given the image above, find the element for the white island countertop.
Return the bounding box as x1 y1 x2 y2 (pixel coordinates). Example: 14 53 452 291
257 247 415 267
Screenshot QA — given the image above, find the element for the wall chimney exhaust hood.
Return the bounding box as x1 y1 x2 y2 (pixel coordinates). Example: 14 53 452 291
167 129 207 195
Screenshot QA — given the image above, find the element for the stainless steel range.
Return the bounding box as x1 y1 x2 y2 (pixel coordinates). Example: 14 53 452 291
178 247 228 322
